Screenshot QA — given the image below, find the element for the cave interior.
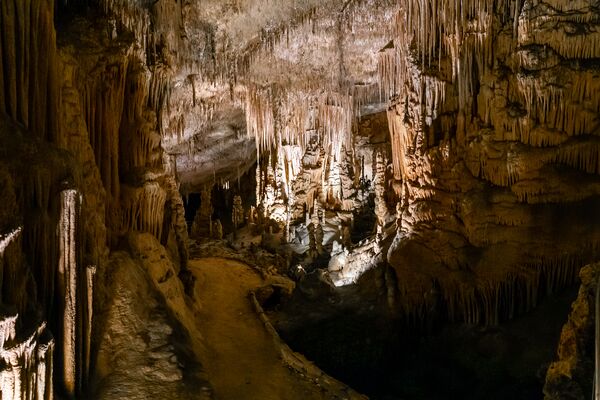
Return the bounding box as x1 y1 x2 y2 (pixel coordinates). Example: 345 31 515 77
0 0 599 399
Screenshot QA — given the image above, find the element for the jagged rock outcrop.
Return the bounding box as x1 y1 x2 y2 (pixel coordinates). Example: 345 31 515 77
544 263 599 400
94 248 210 400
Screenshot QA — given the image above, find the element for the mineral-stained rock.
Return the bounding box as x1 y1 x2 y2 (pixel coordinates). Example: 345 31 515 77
544 264 600 399
544 263 599 400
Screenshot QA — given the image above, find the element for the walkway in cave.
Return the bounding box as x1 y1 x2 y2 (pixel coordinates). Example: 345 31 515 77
189 257 334 400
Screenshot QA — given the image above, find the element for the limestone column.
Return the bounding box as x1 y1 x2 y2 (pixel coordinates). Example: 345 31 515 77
373 151 389 228
84 265 96 386
57 189 79 396
0 367 15 400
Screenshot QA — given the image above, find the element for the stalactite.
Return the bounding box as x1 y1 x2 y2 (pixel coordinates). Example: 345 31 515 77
382 0 509 127
245 85 276 155
246 85 357 157
119 63 162 176
246 86 356 212
377 43 397 100
394 251 585 327
353 83 380 116
520 15 600 60
0 318 54 400
0 0 60 142
79 58 129 201
119 183 167 239
149 67 172 135
233 5 319 81
317 92 354 162
98 0 151 55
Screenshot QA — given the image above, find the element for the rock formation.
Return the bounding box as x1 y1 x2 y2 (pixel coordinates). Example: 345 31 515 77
0 0 192 396
544 263 598 399
191 185 214 238
381 0 600 325
231 195 244 235
0 228 54 400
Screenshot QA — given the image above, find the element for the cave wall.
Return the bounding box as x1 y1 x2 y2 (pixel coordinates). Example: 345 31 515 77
383 0 600 324
544 263 598 399
0 0 192 397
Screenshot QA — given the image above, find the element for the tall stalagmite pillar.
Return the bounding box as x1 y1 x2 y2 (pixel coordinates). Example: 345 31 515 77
57 189 79 396
84 265 96 386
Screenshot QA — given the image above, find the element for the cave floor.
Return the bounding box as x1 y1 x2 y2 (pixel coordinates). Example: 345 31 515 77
189 257 335 400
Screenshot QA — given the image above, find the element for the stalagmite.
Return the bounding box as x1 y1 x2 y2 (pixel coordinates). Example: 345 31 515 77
213 220 223 240
85 265 96 385
315 222 324 255
373 151 389 228
57 189 79 396
232 195 244 236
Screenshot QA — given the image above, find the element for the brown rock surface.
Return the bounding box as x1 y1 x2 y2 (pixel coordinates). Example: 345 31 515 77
544 263 599 400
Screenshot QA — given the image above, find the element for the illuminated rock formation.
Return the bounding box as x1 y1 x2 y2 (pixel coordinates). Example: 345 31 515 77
0 316 54 400
57 189 79 395
380 0 600 325
0 227 54 400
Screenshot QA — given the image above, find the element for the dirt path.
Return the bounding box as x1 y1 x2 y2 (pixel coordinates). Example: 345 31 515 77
189 257 332 400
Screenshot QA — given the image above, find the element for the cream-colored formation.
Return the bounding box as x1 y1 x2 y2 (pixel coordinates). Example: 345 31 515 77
0 318 54 400
0 227 53 400
57 189 78 396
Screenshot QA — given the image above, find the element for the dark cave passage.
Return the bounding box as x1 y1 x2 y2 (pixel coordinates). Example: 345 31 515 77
182 164 258 237
275 285 578 400
350 192 378 244
183 192 202 228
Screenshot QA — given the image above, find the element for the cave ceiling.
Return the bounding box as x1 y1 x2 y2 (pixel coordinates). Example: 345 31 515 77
158 0 395 191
